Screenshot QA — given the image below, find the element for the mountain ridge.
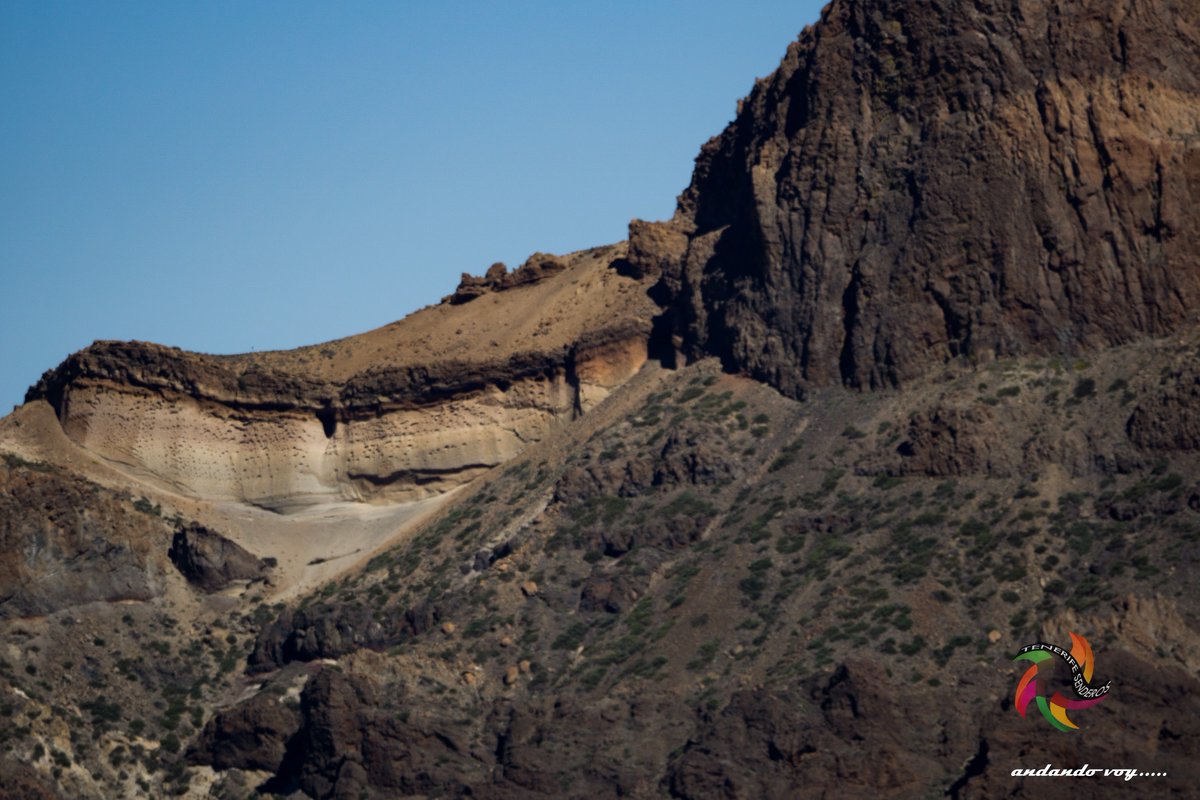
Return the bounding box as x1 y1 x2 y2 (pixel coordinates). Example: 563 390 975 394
1 1 1198 797
631 0 1200 396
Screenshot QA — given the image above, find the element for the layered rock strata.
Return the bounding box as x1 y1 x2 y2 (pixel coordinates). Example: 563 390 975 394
25 246 654 509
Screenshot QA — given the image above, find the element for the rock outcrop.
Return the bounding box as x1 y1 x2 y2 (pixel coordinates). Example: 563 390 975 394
188 688 301 773
0 460 165 617
168 522 270 592
552 420 741 503
1126 362 1200 451
447 253 569 304
631 0 1200 397
24 245 655 509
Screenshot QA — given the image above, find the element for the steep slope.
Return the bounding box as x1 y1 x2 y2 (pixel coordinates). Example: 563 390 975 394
195 345 1200 798
630 0 1200 396
0 457 173 618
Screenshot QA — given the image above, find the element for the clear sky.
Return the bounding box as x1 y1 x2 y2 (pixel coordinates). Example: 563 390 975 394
1 1 826 412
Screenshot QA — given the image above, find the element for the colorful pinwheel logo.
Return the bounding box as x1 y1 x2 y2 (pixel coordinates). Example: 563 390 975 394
1013 631 1111 731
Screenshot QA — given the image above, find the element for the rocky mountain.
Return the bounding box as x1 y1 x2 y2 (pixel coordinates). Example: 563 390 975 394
631 0 1200 396
1 1 1198 798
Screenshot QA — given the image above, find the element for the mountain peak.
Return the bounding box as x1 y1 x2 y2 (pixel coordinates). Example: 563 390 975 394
633 0 1200 396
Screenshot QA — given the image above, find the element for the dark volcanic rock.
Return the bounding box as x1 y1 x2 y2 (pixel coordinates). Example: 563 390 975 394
248 604 389 672
274 668 482 800
630 0 1200 397
1126 363 1200 450
168 522 269 592
248 601 441 672
893 404 1012 477
223 667 687 800
664 661 949 799
448 252 568 304
0 463 163 617
578 571 642 613
188 689 301 773
954 650 1200 798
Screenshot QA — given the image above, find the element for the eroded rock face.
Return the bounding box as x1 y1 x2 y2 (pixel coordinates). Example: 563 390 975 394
893 404 1012 478
38 355 583 509
275 668 483 799
665 662 948 799
19 244 657 510
951 650 1200 799
168 522 270 593
1126 363 1200 451
631 0 1200 397
24 246 653 509
0 462 164 617
214 651 1200 799
29 340 644 509
247 605 386 671
246 601 442 672
188 689 301 773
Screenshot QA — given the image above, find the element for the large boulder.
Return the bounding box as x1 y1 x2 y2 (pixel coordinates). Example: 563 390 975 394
168 522 270 593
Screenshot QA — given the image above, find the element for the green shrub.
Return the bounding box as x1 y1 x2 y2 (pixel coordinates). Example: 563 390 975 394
133 497 162 516
686 640 721 672
551 622 589 651
873 474 903 490
1 453 54 472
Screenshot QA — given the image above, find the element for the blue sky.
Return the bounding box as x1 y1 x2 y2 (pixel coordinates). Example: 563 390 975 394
0 1 825 411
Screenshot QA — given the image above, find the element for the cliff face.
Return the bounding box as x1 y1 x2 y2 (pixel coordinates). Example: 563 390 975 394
0 460 168 618
24 245 654 508
632 0 1200 397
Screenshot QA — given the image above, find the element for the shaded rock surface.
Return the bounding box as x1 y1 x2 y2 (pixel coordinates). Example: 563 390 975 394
664 662 948 799
168 522 269 592
0 459 164 618
1126 362 1200 451
188 688 301 773
892 403 1013 477
631 0 1200 398
553 420 742 504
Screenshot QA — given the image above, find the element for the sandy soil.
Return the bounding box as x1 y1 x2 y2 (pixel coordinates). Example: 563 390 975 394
204 492 454 603
0 399 455 603
203 242 653 380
